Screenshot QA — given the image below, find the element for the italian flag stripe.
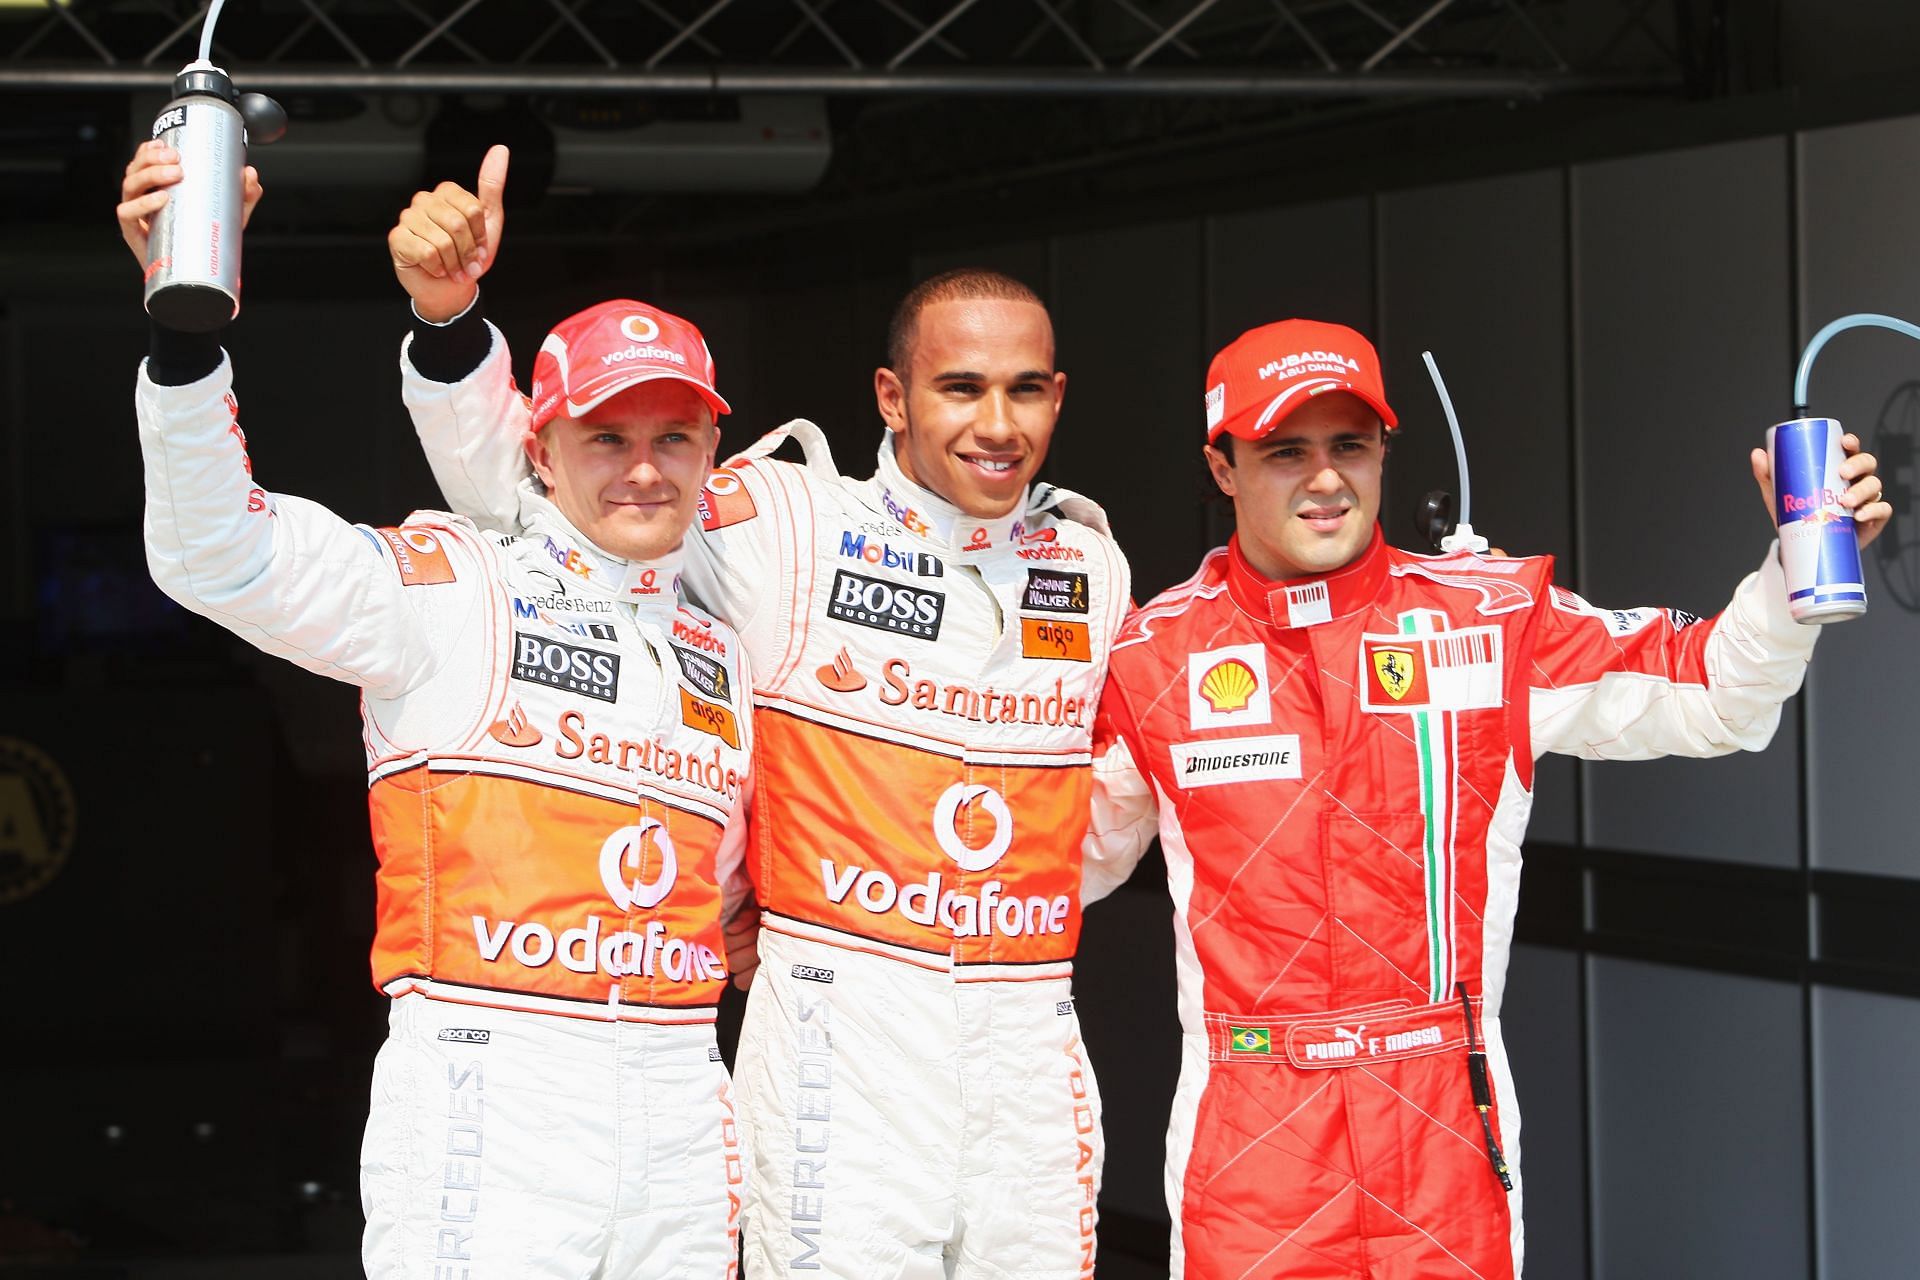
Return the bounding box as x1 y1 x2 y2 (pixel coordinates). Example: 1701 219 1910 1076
1402 611 1453 1002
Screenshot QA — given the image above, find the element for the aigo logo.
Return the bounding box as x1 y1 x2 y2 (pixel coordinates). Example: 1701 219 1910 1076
933 782 1012 872
600 819 677 911
621 314 662 344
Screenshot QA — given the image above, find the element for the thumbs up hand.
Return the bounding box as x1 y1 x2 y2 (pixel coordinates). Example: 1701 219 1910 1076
388 143 509 323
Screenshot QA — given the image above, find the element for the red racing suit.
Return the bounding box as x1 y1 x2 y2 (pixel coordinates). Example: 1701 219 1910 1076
138 352 753 1278
1084 528 1818 1279
403 323 1139 1279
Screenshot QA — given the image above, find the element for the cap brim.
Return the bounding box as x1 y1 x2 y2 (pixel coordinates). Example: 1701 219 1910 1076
1213 381 1398 441
556 368 732 426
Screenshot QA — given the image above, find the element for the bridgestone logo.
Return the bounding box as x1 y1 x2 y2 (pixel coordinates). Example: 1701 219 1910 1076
1190 749 1290 772
1168 735 1302 788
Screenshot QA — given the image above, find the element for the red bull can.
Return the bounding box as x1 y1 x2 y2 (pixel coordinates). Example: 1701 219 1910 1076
1768 416 1867 623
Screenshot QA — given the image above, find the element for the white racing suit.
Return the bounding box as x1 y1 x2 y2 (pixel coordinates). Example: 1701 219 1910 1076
138 351 753 1278
403 321 1139 1279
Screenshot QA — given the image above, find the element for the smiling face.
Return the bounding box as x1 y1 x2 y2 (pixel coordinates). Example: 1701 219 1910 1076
1205 391 1386 580
526 380 718 563
874 296 1066 520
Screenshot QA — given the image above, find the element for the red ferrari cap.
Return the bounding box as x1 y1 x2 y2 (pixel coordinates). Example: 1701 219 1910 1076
529 299 730 433
1204 318 1397 443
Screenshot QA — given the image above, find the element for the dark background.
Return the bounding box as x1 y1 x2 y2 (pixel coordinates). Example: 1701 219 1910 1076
3 2 1920 1276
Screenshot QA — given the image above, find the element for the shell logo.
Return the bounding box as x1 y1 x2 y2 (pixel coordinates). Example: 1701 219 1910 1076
621 314 662 344
599 819 678 911
1198 658 1259 713
933 782 1013 873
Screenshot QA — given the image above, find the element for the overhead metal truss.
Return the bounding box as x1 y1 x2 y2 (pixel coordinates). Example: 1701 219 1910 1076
2 0 1685 98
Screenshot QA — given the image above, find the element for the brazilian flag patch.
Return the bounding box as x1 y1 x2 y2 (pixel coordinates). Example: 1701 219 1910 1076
1228 1026 1272 1055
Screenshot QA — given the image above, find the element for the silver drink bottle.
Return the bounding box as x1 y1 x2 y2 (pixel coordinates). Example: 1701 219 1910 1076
143 61 249 332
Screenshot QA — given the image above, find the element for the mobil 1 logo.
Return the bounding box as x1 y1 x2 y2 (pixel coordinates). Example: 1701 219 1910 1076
512 632 621 702
1022 568 1089 615
827 569 945 640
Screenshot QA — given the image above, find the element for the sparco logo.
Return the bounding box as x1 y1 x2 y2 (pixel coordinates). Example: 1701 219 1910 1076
791 964 835 984
437 1028 491 1044
512 633 620 702
826 570 945 640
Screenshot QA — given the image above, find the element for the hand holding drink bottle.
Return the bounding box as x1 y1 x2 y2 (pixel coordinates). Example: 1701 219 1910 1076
1748 425 1890 623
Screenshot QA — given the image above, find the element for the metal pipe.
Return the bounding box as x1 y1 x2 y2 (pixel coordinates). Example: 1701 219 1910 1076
0 64 1676 97
1361 0 1457 72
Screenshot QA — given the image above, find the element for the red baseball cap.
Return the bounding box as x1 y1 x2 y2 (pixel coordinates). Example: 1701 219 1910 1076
1204 318 1397 443
529 299 730 433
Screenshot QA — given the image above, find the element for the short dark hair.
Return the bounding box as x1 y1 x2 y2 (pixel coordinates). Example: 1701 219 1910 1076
886 268 1046 373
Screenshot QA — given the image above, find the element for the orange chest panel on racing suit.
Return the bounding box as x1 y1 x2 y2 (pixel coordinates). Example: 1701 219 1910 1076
360 520 753 1018
691 424 1132 970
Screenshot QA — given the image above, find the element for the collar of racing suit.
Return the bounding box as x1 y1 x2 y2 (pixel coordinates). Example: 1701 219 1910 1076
871 433 1036 563
1226 525 1391 629
514 477 686 626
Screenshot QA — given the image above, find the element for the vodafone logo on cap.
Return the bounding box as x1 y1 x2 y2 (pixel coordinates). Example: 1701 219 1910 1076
621 314 662 344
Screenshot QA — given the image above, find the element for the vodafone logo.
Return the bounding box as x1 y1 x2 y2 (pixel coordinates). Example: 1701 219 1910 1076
934 783 1012 872
400 529 441 556
599 820 678 910
621 314 662 344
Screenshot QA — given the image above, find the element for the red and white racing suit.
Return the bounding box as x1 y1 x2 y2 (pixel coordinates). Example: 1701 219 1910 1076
1084 528 1817 1279
403 325 1138 1279
138 353 753 1278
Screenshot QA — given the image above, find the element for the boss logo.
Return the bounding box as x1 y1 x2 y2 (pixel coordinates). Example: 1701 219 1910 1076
826 570 945 640
512 633 621 702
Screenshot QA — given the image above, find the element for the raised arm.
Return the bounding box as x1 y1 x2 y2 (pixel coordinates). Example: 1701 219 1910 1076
387 144 534 530
124 143 451 697
1530 436 1889 760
